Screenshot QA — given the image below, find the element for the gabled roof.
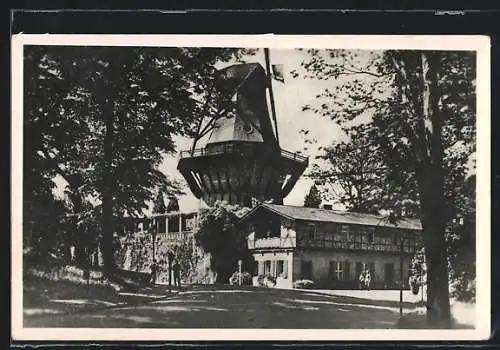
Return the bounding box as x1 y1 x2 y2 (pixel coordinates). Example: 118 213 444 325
240 203 422 231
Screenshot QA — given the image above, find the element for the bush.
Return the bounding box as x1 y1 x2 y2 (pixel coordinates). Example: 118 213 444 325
293 279 315 289
257 274 277 287
229 271 252 286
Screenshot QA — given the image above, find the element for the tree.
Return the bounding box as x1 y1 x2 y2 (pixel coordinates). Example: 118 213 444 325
297 49 476 327
193 202 253 284
24 46 251 276
447 174 476 302
307 123 421 217
303 184 322 208
152 190 166 214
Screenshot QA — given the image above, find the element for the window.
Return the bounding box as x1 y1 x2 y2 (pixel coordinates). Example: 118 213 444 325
367 230 374 243
307 224 316 240
264 261 271 275
168 216 180 233
348 230 357 249
392 232 398 245
324 232 333 247
282 260 289 278
330 261 344 280
301 260 313 279
277 260 285 277
315 231 325 247
329 261 336 278
344 261 351 280
341 225 350 242
333 232 342 248
335 262 344 280
355 262 363 279
384 263 395 283
155 217 166 233
368 262 375 279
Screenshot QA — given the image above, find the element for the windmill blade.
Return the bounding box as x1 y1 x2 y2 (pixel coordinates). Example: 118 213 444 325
264 48 280 148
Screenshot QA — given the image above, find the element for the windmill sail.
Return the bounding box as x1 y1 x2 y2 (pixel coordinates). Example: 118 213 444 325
271 64 285 83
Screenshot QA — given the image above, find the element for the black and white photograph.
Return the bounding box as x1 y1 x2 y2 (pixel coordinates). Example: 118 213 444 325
11 35 490 341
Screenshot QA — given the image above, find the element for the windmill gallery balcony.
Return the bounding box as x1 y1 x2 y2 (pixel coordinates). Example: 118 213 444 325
179 145 308 164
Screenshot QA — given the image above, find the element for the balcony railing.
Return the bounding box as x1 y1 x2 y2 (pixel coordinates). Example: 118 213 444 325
248 236 296 250
179 146 308 163
279 149 308 163
297 239 416 253
156 231 192 241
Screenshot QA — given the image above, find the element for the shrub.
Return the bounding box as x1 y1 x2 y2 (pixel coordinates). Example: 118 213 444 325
229 271 252 286
257 274 277 287
293 279 315 289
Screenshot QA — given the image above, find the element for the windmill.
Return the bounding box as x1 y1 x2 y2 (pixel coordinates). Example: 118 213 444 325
177 48 308 207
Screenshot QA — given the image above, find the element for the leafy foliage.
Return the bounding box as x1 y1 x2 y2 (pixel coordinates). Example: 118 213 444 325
24 46 250 272
152 190 166 214
169 238 199 281
303 184 322 208
193 201 253 284
257 274 277 287
309 123 420 215
293 279 315 289
229 271 253 286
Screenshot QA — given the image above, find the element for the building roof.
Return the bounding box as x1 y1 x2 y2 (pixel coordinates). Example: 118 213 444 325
244 203 422 231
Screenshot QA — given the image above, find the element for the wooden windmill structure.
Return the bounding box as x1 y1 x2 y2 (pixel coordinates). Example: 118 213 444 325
177 49 308 207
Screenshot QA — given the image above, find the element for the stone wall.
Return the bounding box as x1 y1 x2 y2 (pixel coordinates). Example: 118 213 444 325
116 233 216 284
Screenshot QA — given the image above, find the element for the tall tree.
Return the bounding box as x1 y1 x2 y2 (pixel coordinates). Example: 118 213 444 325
297 49 476 326
303 184 322 208
24 46 251 276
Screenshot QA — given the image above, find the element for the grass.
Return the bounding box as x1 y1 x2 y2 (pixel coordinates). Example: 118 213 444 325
22 256 161 317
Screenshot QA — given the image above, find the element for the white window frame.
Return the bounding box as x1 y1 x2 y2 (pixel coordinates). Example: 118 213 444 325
335 261 344 280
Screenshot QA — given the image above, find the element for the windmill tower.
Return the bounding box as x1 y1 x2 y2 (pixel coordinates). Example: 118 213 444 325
177 50 308 207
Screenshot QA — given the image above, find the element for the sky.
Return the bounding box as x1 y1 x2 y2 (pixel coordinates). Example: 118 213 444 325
158 48 346 213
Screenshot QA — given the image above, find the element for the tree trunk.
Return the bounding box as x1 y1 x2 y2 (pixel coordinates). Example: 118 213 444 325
420 191 452 327
69 187 89 268
102 98 115 277
419 52 452 327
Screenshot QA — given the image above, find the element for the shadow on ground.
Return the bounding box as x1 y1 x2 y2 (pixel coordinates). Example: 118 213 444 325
23 275 177 317
22 285 474 329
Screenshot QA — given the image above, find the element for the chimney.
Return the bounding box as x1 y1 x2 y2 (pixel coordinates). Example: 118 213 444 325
323 204 333 210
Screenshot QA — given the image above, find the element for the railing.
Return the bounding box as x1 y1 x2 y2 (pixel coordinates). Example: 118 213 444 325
280 149 308 163
179 146 308 163
156 231 192 241
248 236 296 250
297 239 416 253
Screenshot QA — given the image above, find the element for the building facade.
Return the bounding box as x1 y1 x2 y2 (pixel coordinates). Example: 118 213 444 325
240 203 422 290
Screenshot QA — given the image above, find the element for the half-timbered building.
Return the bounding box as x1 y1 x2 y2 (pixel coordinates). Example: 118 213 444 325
240 202 422 289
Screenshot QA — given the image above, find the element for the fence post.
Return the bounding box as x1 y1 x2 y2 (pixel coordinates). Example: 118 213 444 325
238 259 243 286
